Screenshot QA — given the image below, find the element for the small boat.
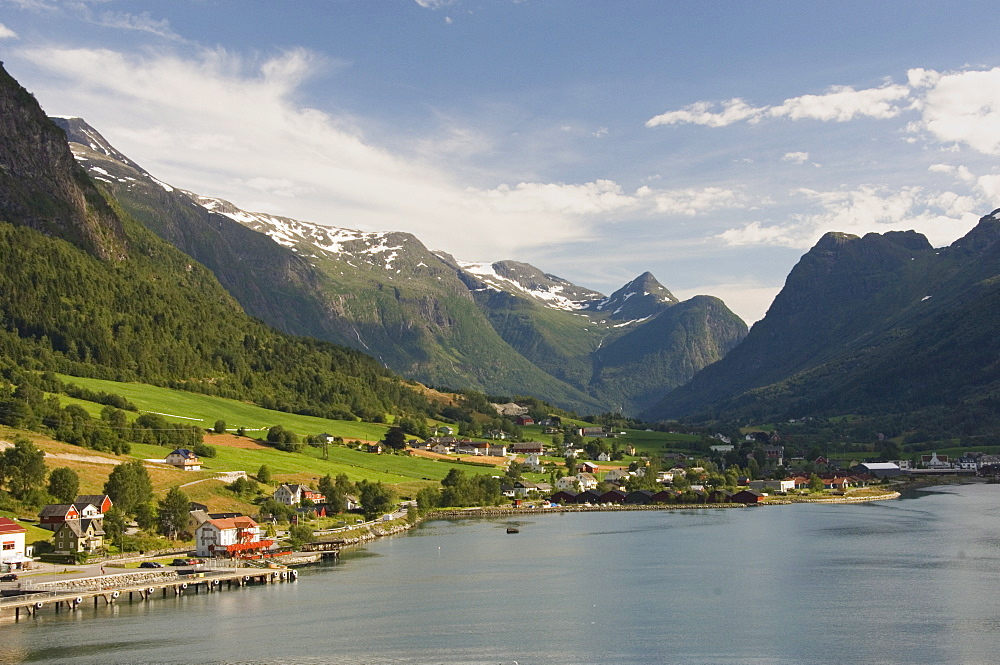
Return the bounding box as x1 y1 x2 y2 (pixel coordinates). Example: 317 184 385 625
506 527 519 534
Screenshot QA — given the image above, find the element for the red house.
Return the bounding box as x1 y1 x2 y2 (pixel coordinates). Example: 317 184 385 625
39 503 81 530
730 490 764 504
515 416 535 426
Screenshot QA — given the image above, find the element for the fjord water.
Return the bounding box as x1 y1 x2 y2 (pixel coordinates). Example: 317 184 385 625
4 484 1000 665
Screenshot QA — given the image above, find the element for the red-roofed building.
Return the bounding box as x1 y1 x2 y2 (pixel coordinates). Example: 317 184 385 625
0 517 29 569
195 515 272 558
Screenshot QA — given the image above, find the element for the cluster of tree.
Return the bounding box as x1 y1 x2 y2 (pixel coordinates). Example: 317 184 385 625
0 367 212 456
0 436 47 503
420 468 502 508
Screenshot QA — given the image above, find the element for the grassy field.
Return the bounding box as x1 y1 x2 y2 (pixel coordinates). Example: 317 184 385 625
54 374 392 441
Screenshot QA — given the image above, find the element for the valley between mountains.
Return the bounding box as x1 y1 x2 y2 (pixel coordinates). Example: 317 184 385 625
53 116 747 416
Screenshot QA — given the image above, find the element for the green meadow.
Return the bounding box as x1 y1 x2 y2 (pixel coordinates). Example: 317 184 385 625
55 373 391 441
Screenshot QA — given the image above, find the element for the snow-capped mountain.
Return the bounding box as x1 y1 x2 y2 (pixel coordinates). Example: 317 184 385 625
53 116 748 415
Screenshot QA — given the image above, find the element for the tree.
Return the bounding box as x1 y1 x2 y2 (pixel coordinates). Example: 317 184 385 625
47 466 80 503
416 486 439 514
0 436 47 500
158 486 190 539
103 460 154 516
256 464 272 484
808 473 824 492
213 419 226 434
104 507 127 548
289 524 313 548
135 501 159 532
384 427 407 450
358 480 396 521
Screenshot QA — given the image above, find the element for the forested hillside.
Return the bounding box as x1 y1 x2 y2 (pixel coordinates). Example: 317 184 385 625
646 215 1000 438
0 62 431 423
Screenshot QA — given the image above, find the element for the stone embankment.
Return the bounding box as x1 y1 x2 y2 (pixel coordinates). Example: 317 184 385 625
27 570 178 592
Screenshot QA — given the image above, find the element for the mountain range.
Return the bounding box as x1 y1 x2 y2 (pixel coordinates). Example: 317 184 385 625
11 60 998 436
0 62 433 423
53 116 747 415
644 217 1000 435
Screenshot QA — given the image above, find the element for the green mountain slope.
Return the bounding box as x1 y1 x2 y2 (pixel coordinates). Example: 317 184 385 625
644 214 1000 429
53 116 747 415
0 63 430 422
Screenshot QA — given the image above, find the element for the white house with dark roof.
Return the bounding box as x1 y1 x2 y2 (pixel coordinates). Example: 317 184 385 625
165 448 202 471
273 484 326 506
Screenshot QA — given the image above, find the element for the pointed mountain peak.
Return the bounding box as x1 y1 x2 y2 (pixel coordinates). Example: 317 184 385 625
586 272 677 321
49 116 145 173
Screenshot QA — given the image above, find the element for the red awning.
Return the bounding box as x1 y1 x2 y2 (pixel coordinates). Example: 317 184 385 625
224 539 274 552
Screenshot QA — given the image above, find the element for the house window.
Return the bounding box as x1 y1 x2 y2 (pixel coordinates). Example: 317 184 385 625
2 541 14 550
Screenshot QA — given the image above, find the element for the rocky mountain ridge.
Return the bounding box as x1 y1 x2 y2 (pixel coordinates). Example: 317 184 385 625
53 116 747 414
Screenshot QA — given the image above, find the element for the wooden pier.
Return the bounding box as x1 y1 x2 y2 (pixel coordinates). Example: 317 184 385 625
0 566 298 622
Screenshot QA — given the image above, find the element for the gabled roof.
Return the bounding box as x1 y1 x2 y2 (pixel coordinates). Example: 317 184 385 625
40 504 77 518
0 517 27 535
56 519 105 537
202 515 259 531
168 448 197 458
76 494 112 507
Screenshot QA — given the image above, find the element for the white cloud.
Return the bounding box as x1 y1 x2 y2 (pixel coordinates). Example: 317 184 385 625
0 22 17 38
907 67 1000 156
767 83 909 122
28 47 764 259
641 186 753 216
717 184 983 250
96 11 180 40
646 98 764 128
647 82 910 128
414 0 455 8
782 151 809 165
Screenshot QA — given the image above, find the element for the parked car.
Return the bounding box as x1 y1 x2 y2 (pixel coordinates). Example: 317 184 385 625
187 558 205 565
139 561 163 568
171 558 190 566
0 573 17 581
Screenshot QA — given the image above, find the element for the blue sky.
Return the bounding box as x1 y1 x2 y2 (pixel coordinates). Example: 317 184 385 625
2 1 1000 323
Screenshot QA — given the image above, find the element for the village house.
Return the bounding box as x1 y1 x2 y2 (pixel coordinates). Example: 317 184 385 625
0 517 29 570
749 479 796 493
366 443 383 454
188 510 243 533
431 441 454 455
597 452 612 462
523 453 543 472
75 495 113 516
922 452 950 468
39 503 86 530
854 462 903 478
53 519 105 555
604 468 631 483
515 415 534 426
273 484 327 506
729 490 765 504
165 448 202 471
580 461 600 474
576 472 598 490
511 442 545 455
455 441 490 456
488 443 508 457
762 445 784 466
195 515 270 558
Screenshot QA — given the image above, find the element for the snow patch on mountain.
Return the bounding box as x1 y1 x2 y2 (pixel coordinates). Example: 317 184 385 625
457 261 589 311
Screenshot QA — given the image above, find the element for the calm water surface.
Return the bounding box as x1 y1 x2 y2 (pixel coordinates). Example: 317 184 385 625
3 484 1000 665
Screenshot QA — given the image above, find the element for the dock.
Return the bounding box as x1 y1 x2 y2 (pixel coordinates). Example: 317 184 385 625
0 565 298 622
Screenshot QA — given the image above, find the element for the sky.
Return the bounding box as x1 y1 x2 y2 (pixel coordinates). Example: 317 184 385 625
2 1 1000 324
